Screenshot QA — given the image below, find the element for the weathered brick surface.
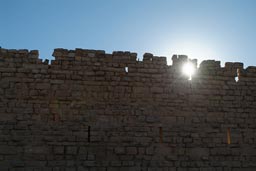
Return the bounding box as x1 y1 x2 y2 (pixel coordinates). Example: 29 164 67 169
0 47 256 170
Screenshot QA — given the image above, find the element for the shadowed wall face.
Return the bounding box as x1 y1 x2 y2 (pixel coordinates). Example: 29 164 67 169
0 48 255 170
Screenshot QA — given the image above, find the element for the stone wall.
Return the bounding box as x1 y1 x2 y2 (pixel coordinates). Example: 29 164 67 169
0 47 256 171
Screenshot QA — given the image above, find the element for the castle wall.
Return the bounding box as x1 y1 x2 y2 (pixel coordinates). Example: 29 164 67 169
0 48 256 170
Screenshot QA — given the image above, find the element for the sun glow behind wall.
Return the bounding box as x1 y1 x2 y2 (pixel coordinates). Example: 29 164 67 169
162 40 221 66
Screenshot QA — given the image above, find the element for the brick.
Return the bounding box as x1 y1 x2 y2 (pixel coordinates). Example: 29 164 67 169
151 87 163 93
0 146 17 154
115 147 125 154
54 146 65 154
66 146 77 155
126 147 137 155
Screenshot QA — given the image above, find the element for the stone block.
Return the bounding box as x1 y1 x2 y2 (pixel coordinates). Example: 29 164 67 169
146 146 154 155
53 146 65 154
0 146 17 154
187 148 209 160
151 87 163 93
65 168 77 171
66 146 78 155
126 147 137 155
115 147 125 154
146 115 160 123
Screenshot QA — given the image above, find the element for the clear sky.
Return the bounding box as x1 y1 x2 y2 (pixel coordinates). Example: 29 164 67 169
1 0 256 67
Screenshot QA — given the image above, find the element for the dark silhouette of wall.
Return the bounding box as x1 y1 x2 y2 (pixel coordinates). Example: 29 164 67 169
0 47 256 170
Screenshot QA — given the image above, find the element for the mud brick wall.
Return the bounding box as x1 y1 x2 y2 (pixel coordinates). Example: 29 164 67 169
0 47 256 171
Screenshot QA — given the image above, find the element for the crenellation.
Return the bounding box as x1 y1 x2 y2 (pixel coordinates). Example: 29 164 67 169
0 47 256 170
152 56 167 65
29 50 39 59
225 62 244 69
112 51 136 63
172 54 188 67
223 62 244 78
200 60 221 69
245 66 256 73
0 48 41 66
143 53 154 62
52 48 69 57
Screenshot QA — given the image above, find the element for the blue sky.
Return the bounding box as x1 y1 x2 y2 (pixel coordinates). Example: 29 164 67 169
1 0 256 67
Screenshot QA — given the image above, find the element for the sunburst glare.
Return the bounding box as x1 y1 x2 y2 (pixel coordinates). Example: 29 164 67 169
182 62 196 80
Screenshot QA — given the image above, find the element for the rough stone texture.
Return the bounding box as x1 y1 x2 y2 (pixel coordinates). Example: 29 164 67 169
0 47 256 170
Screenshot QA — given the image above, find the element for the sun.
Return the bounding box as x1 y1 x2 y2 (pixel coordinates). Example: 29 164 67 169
182 62 195 80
